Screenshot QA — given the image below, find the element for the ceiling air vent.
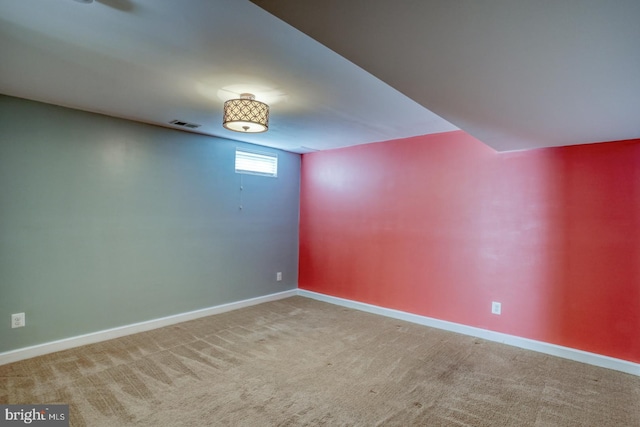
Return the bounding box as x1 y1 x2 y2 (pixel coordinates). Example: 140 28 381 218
170 119 201 129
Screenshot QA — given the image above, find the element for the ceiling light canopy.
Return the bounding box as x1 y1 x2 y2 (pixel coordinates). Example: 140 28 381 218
223 93 269 133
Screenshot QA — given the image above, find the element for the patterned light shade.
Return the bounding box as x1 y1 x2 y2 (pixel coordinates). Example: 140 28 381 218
222 93 269 133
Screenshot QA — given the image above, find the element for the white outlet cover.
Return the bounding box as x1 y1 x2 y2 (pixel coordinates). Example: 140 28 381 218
491 302 502 315
11 312 26 328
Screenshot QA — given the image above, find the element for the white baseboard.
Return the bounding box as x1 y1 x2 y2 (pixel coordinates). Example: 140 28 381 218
297 289 640 377
0 289 297 366
5 288 637 377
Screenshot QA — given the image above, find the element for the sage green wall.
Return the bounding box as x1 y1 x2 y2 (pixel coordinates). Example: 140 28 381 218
0 95 300 353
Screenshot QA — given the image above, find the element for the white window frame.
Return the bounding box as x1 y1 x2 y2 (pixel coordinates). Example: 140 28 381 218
235 148 278 177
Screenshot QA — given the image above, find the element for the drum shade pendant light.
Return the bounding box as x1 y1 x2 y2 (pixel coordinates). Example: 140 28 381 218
223 93 269 133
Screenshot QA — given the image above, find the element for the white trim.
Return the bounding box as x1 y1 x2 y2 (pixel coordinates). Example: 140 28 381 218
4 288 637 377
0 289 297 366
297 289 640 377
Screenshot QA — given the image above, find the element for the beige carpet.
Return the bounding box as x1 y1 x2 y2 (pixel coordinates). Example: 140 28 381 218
1 296 639 426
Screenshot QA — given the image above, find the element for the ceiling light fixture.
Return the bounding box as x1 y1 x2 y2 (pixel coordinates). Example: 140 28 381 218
223 93 269 133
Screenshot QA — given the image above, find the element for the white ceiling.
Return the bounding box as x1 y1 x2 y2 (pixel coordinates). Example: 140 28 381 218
0 0 456 154
253 0 640 151
1 1 639 154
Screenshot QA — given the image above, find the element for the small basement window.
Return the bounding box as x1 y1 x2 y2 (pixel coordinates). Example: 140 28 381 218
235 149 278 177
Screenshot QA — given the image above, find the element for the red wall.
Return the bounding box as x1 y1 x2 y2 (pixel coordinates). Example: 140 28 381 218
299 131 640 363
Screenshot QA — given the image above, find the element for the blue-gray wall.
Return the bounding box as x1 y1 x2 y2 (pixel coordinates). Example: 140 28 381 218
0 95 300 353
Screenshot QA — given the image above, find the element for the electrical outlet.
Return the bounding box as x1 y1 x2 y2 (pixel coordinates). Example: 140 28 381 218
276 272 282 281
491 302 501 315
11 313 25 328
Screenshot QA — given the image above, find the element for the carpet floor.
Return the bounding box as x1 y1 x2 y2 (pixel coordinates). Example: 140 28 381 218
1 296 639 426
